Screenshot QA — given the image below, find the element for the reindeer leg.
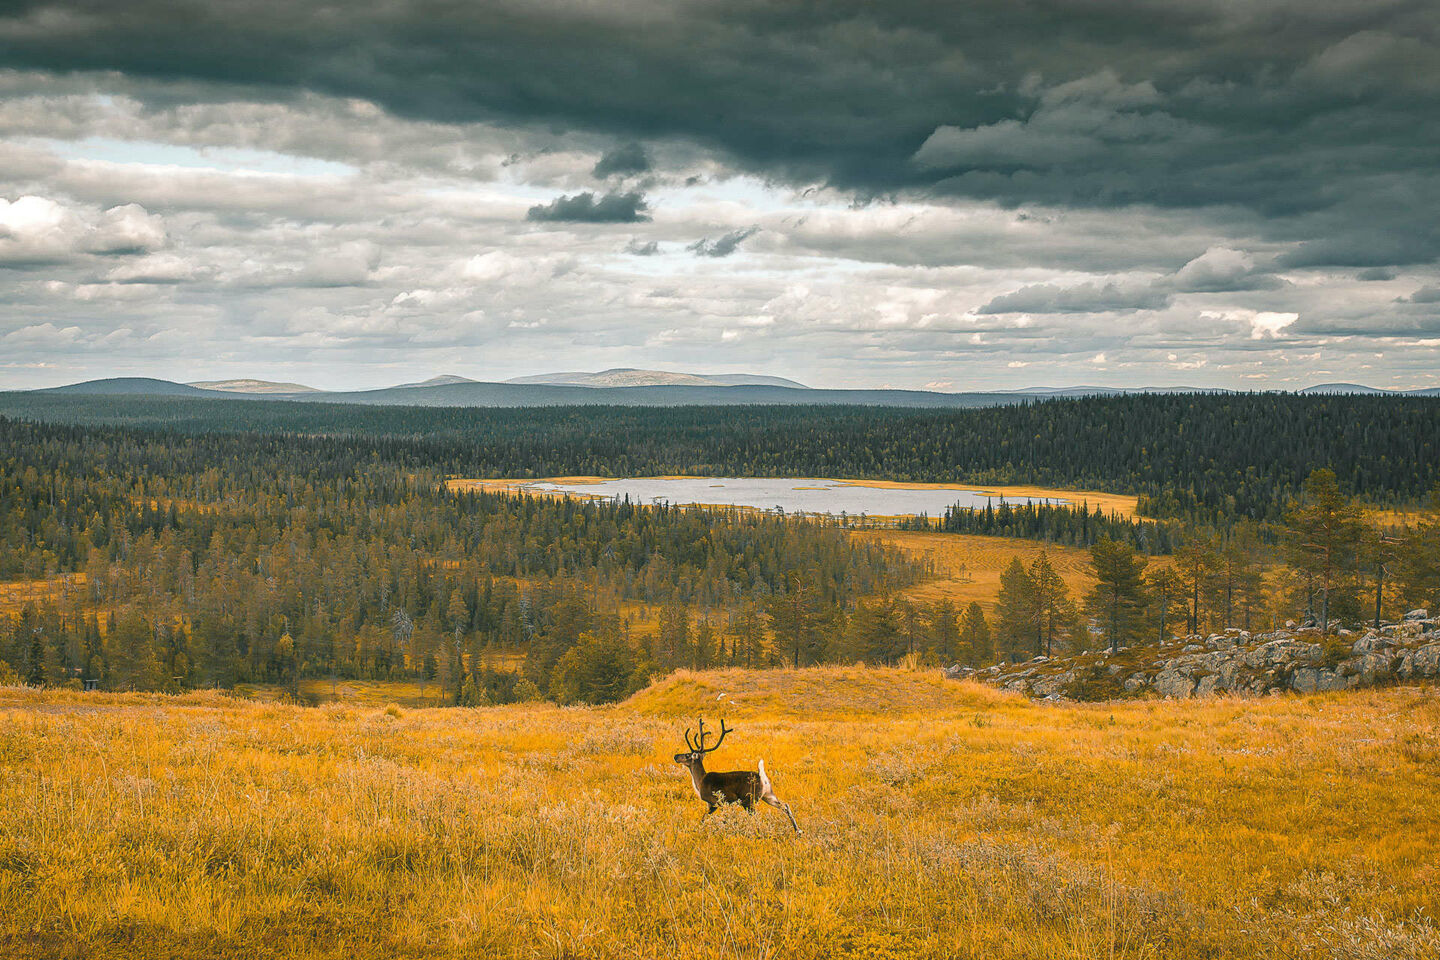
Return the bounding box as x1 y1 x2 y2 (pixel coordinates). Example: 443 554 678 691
761 791 800 834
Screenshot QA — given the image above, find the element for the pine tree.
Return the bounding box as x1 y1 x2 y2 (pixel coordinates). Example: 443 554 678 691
1173 540 1218 635
958 603 991 665
1283 468 1364 632
1085 539 1149 653
1146 567 1186 644
995 558 1037 662
1399 486 1440 615
1030 551 1070 657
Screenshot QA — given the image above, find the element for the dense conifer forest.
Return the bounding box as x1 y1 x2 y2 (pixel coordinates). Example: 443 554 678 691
2 392 1435 525
902 500 1185 554
0 417 916 700
3 394 1438 702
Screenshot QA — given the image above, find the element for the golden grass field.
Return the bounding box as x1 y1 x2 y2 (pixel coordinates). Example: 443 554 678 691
3 669 1438 959
237 677 489 709
858 530 1102 614
0 574 86 618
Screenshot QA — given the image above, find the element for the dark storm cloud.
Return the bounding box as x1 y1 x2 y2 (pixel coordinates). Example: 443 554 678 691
527 190 650 223
2 1 1436 263
689 227 758 258
593 143 650 179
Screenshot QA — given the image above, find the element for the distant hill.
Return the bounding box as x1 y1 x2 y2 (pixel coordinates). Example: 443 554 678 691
1299 382 1394 395
1012 385 1228 396
189 378 319 394
294 381 1022 408
1297 382 1440 396
42 378 219 397
391 375 478 389
505 368 809 389
22 377 1439 408
24 377 1023 408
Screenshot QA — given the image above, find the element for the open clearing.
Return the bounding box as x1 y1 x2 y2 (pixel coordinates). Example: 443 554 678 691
2 670 1437 959
857 530 1102 613
0 574 85 617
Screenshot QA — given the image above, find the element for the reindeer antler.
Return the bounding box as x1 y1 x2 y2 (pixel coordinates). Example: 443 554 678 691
695 717 731 754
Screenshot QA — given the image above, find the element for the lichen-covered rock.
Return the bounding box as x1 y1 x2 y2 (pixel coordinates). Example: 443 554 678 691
1030 673 1071 698
1399 643 1440 678
947 621 1440 701
1155 670 1196 699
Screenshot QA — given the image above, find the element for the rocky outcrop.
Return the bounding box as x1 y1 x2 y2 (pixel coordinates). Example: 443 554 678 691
945 617 1440 701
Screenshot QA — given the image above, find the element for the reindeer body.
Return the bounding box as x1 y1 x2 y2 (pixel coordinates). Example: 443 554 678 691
675 720 800 833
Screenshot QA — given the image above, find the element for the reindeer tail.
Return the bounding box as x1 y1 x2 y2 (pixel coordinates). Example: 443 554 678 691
758 758 773 795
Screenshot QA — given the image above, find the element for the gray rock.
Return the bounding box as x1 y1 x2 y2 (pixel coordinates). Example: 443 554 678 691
1399 643 1440 678
1155 670 1196 699
1291 667 1348 693
1351 635 1386 653
1031 673 1071 697
1123 673 1149 693
1194 674 1220 697
1405 608 1430 621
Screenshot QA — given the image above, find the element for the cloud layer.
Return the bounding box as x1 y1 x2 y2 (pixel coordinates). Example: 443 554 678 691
0 1 1436 390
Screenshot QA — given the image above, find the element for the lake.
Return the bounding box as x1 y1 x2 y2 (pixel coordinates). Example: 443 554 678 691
519 476 1066 517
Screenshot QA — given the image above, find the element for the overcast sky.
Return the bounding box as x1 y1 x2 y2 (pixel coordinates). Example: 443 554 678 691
1 0 1438 391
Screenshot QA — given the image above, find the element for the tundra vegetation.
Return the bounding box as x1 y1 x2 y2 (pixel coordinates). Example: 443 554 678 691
1 670 1438 959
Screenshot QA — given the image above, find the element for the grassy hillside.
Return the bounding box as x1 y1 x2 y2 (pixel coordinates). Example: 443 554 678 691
2 669 1437 958
858 530 1105 614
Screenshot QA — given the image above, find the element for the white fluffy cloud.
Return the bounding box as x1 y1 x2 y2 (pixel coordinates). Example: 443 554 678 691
0 194 164 264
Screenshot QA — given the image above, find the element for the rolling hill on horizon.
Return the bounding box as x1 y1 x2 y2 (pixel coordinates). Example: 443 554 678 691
22 376 1440 408
188 378 321 394
505 368 810 389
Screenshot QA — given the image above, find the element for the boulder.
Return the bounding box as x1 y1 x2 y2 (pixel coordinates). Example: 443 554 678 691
1291 667 1348 694
1194 674 1220 698
1351 635 1388 653
1155 670 1196 699
1030 673 1071 698
1399 643 1440 679
1405 608 1430 621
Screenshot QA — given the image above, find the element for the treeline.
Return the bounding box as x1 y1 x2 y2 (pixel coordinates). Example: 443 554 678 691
2 392 1437 525
0 417 918 700
900 500 1185 554
983 471 1440 663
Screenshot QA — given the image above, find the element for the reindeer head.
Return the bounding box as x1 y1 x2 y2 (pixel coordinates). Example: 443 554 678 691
674 717 730 767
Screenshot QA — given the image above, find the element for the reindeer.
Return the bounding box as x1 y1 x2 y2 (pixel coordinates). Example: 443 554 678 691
673 718 800 833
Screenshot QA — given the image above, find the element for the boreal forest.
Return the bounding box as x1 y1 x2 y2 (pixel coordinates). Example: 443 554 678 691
2 394 1438 703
